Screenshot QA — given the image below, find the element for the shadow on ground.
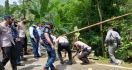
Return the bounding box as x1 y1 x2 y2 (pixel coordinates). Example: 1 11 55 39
20 65 41 70
56 59 77 70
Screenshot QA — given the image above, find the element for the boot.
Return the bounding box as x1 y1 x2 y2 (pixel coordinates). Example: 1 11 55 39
43 68 48 70
52 66 58 70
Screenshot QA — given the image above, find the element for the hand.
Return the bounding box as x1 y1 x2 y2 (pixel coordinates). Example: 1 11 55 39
51 45 55 49
104 44 107 47
16 38 20 41
34 38 37 43
72 56 75 59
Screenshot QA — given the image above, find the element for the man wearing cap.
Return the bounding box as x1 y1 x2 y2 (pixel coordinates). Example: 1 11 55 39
56 35 73 65
73 41 92 65
29 24 40 60
0 16 17 70
41 22 57 70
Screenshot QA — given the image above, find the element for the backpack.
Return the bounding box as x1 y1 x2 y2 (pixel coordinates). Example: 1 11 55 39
106 33 121 48
106 33 115 45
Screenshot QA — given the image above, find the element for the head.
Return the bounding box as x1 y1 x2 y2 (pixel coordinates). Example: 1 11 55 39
45 22 53 29
73 43 78 50
4 15 12 25
108 26 113 31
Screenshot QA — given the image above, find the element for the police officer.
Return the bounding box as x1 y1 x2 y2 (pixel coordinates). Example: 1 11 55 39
29 24 40 60
73 41 92 65
11 20 24 66
0 21 5 70
0 16 17 70
105 27 122 65
41 22 57 70
56 36 72 65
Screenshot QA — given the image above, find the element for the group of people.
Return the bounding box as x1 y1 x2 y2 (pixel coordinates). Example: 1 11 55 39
29 22 93 70
0 15 122 70
0 16 27 70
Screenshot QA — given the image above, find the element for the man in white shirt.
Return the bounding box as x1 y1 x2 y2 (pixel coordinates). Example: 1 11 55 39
29 24 40 60
56 36 73 65
17 19 26 55
0 16 17 70
105 27 122 65
73 41 92 65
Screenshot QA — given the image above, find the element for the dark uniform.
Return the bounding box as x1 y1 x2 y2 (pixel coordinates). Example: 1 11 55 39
41 25 56 70
56 36 72 65
73 41 91 64
29 25 40 59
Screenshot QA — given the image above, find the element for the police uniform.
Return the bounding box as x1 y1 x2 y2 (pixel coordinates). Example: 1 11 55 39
41 25 56 70
10 23 22 65
105 29 121 64
74 41 91 64
56 36 72 64
0 19 17 70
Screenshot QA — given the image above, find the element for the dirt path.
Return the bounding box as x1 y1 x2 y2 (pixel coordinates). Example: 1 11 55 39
2 54 132 70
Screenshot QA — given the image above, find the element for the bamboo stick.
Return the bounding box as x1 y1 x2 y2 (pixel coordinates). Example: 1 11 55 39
64 12 132 35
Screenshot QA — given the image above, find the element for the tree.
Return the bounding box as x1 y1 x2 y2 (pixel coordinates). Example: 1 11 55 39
5 0 9 15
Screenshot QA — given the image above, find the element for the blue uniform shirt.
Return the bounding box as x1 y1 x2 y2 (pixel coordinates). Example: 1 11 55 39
32 26 40 41
41 26 53 46
10 25 18 41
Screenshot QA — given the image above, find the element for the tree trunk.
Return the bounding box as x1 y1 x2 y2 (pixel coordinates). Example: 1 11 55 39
5 0 9 15
23 0 26 19
97 0 106 57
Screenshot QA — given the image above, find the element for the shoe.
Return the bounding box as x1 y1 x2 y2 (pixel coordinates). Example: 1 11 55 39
117 60 122 65
80 62 89 65
60 61 64 64
53 67 58 70
17 63 25 66
34 58 38 61
21 57 27 61
67 61 73 65
24 53 29 55
43 67 49 70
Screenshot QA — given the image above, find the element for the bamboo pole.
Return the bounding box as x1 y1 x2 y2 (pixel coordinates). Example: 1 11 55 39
64 12 132 36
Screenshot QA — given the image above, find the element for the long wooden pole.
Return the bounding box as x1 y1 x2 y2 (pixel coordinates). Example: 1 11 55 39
64 12 132 35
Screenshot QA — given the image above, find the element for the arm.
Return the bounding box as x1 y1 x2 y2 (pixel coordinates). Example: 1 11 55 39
29 27 36 42
72 49 79 59
55 37 59 47
44 33 54 48
105 31 111 42
116 32 121 39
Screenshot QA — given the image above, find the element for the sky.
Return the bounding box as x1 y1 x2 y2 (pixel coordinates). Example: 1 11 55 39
0 0 19 5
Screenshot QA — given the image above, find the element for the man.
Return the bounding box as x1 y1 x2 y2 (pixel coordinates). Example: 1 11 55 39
73 41 91 65
56 36 72 65
29 24 40 60
105 27 121 65
37 24 43 56
17 19 26 59
41 22 57 70
0 16 17 70
11 20 24 66
0 21 5 70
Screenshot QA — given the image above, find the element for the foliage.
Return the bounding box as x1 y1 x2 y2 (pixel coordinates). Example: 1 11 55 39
0 0 132 61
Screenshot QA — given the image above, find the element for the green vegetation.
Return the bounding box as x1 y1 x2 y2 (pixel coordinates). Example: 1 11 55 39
0 0 132 62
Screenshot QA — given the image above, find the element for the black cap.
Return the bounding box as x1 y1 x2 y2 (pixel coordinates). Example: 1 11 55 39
45 22 53 25
45 22 53 29
4 15 12 20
